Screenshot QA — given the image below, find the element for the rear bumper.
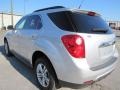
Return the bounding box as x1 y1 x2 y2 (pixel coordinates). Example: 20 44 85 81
54 45 118 89
59 69 113 89
58 53 118 88
59 80 87 89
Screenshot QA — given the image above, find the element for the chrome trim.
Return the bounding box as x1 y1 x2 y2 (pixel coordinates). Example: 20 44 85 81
99 40 115 48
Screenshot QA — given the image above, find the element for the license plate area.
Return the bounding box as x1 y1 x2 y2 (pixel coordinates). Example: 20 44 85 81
99 45 114 57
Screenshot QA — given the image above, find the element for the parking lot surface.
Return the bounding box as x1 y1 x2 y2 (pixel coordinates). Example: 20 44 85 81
0 30 120 90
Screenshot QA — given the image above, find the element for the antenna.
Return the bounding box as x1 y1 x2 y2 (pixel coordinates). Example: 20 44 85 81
78 0 85 9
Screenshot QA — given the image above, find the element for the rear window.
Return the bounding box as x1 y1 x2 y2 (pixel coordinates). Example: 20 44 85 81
48 11 112 34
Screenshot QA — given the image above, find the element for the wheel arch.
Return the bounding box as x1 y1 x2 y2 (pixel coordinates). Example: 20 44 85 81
32 51 60 88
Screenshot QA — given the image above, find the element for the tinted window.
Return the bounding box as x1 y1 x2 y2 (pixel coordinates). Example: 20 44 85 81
48 12 75 32
24 15 42 30
48 11 112 34
70 12 112 34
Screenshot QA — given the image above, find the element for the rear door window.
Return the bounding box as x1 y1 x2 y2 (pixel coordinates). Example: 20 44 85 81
48 11 75 32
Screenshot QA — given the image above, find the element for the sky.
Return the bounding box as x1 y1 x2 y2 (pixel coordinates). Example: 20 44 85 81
0 0 120 21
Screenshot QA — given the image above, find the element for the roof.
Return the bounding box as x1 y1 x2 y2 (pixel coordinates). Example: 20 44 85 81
33 6 100 16
33 6 65 12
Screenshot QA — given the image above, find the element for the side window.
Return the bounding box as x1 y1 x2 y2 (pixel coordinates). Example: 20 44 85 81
24 15 42 30
15 17 27 30
48 11 74 31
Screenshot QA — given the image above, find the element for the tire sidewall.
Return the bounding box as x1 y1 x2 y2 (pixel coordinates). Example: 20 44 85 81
4 40 10 56
34 57 56 90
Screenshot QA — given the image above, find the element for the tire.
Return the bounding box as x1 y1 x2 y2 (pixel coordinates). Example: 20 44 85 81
34 57 56 90
4 40 12 56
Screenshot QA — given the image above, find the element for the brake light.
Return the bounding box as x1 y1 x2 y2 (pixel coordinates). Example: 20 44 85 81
61 35 85 58
87 11 96 16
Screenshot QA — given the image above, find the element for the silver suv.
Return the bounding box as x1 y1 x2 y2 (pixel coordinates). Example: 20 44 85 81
4 6 118 90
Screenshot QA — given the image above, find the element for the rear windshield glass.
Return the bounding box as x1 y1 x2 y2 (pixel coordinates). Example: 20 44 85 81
48 11 112 34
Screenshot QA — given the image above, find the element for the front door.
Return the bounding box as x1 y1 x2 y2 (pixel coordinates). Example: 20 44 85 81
14 15 42 60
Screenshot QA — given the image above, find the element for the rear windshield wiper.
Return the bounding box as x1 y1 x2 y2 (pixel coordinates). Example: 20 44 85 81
92 28 108 33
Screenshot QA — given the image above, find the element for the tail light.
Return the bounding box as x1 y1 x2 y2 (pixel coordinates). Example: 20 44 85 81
61 35 85 58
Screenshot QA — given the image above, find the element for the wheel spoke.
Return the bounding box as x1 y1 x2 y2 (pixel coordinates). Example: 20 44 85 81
39 64 44 73
37 73 43 78
42 77 46 86
44 76 49 86
43 65 46 72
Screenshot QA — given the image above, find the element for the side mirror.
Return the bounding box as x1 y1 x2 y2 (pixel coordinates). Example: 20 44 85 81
7 25 14 30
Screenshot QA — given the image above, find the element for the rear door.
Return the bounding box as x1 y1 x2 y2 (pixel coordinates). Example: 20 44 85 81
82 33 115 69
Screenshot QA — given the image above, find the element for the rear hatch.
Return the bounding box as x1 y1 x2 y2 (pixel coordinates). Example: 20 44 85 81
69 11 116 69
48 10 116 69
83 33 115 69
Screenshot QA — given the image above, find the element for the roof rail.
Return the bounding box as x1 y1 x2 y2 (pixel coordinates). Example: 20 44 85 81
34 6 65 12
